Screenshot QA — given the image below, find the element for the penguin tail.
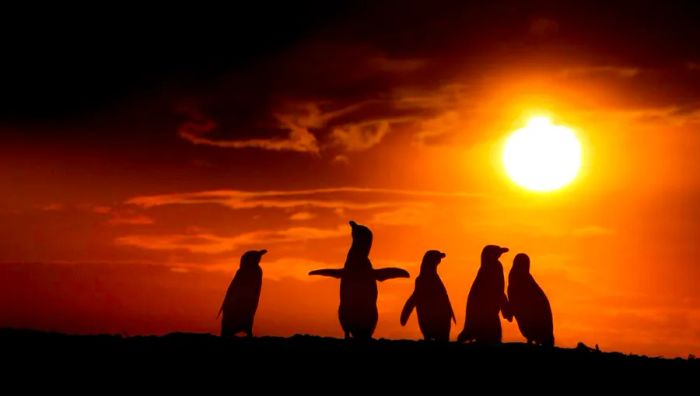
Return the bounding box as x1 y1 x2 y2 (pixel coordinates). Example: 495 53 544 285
457 328 470 343
400 293 416 326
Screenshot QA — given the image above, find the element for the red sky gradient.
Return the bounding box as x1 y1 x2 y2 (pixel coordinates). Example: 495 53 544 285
1 2 699 357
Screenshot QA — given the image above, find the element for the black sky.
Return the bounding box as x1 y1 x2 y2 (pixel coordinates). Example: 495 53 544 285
2 1 700 124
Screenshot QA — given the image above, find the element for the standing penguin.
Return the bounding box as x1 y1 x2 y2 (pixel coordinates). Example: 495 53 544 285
218 249 267 337
400 250 456 342
457 245 511 343
507 253 554 346
309 221 409 340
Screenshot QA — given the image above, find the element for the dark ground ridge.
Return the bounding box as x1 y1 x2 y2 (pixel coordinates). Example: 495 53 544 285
1 328 697 387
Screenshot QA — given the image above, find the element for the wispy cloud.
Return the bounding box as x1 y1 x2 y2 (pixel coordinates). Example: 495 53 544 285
560 66 641 79
371 205 431 226
107 214 155 225
177 102 381 154
332 155 350 164
115 225 347 254
572 225 616 237
368 56 427 73
126 187 482 211
178 111 320 153
289 211 315 221
40 203 64 211
330 120 391 151
259 257 330 280
414 110 463 145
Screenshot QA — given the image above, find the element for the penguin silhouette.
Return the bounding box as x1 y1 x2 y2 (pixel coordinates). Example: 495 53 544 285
400 250 456 342
457 245 511 343
507 253 554 346
218 249 267 337
309 221 409 340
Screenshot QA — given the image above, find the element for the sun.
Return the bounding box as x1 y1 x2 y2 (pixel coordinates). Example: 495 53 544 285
503 116 582 192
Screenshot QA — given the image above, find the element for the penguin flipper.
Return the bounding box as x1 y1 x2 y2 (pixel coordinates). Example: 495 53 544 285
374 267 410 281
309 268 344 278
400 293 416 326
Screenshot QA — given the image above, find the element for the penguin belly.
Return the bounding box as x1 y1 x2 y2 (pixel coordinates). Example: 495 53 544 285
464 291 502 343
222 312 250 334
461 265 505 343
221 301 256 336
416 305 451 341
339 275 378 339
221 269 262 336
415 279 452 341
510 281 553 345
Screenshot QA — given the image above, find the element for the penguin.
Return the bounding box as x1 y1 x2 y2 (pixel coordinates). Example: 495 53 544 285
507 253 554 346
309 220 409 340
218 249 267 337
400 250 456 342
457 245 511 343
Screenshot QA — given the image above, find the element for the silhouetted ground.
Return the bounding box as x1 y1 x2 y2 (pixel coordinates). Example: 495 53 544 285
1 328 696 390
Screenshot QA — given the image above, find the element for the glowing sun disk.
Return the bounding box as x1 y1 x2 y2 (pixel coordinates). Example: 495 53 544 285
503 116 582 192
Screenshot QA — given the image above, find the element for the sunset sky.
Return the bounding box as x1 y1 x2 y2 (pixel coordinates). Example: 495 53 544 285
1 1 699 357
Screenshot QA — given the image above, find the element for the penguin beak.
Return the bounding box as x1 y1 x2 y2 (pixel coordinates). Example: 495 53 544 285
259 249 268 256
499 247 509 254
349 220 357 228
440 252 446 258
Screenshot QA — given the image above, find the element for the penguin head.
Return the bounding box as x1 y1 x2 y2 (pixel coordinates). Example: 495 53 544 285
240 249 267 268
348 220 372 255
511 253 530 276
481 245 509 264
420 250 446 273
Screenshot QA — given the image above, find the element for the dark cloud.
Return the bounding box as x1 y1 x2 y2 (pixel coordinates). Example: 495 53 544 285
168 1 700 155
3 1 700 151
0 2 350 121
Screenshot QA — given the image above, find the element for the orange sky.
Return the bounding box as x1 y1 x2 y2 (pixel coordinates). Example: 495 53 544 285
1 2 699 358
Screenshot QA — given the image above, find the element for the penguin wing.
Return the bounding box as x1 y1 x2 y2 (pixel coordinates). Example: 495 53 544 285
308 268 344 278
438 281 457 324
374 267 410 281
400 293 416 326
218 274 243 318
